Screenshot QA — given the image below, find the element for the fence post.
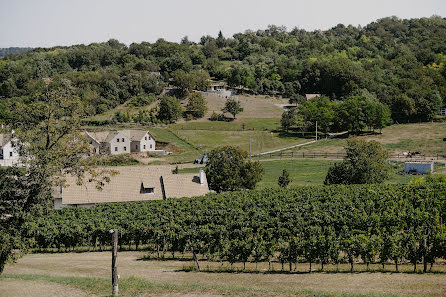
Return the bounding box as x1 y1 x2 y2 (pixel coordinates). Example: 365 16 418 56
111 229 119 296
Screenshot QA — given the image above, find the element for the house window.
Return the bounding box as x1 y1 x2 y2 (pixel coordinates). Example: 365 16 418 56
136 145 138 150
150 144 152 149
117 138 119 142
114 147 118 152
124 146 127 151
10 152 13 157
143 145 146 149
122 138 124 142
149 136 151 140
145 136 147 140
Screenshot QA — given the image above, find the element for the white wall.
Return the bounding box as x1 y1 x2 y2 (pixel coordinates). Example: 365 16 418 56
139 132 156 152
84 134 100 154
1 141 19 160
109 133 131 155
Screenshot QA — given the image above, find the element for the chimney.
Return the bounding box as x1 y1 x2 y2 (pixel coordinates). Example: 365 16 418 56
199 168 205 185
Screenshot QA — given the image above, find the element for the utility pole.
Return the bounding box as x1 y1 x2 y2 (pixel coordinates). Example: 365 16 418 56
315 121 318 141
249 136 251 158
110 229 119 296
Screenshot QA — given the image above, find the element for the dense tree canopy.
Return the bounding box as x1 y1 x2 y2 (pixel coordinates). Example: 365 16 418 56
0 16 445 124
205 146 264 192
324 139 391 185
157 96 182 123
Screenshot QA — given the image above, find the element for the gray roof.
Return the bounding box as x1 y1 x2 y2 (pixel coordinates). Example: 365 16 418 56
119 130 154 141
59 165 209 205
85 130 154 143
0 134 12 147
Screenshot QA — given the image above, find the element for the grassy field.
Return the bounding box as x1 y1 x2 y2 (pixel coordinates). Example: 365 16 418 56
2 252 446 297
179 159 446 187
171 129 308 155
286 122 446 156
83 96 446 165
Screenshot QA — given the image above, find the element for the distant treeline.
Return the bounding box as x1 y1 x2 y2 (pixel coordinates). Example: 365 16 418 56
0 16 445 124
0 47 33 58
33 184 446 273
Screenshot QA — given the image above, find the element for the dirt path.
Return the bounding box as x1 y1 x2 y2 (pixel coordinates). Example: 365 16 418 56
0 278 91 297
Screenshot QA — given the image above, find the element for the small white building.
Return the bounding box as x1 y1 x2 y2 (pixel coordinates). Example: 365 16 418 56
85 130 156 155
0 133 20 166
404 162 434 174
84 131 132 155
119 130 156 153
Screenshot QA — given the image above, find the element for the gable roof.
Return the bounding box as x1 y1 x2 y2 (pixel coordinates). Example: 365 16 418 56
59 165 209 205
85 130 154 144
0 134 11 147
104 131 122 143
85 131 111 143
119 130 155 141
305 94 321 100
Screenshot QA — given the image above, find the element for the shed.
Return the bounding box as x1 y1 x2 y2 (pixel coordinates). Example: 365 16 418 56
404 162 434 174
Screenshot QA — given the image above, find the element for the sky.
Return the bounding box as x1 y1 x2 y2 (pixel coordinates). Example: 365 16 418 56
0 0 445 48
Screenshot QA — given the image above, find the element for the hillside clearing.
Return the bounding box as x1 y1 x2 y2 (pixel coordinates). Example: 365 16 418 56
285 122 446 156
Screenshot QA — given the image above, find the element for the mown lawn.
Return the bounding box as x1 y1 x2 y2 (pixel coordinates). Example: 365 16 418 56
287 122 446 156
179 159 446 187
2 252 446 297
171 129 309 154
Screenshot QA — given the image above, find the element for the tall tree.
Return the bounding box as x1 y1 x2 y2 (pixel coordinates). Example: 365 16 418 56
324 139 391 185
186 93 207 119
205 146 264 192
157 96 183 123
222 98 244 119
1 79 112 273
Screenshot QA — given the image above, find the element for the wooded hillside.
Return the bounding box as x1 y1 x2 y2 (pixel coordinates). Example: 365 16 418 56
0 16 445 123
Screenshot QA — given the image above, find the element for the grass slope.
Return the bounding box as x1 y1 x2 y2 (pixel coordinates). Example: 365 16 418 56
286 122 446 156
179 159 446 187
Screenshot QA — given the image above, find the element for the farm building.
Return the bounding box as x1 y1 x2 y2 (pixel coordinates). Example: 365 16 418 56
0 133 20 166
84 129 156 155
404 162 434 174
53 165 209 209
206 81 234 98
305 94 321 100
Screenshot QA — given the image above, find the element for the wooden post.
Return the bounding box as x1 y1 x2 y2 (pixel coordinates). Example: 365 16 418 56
111 229 119 296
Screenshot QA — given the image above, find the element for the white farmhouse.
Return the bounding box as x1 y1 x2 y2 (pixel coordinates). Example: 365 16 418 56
103 131 131 155
84 130 155 155
0 133 20 166
119 130 156 153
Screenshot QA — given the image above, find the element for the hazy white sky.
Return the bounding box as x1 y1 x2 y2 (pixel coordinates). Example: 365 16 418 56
0 0 445 48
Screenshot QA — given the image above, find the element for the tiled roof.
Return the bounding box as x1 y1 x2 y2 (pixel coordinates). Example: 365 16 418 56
305 94 321 100
86 131 112 143
60 165 209 205
104 131 120 143
119 130 148 141
0 134 11 147
85 130 154 143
